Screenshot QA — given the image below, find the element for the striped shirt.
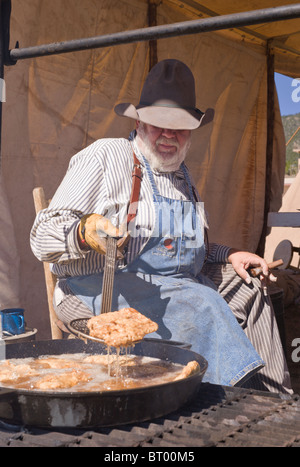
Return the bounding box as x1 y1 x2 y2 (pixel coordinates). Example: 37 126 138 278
30 134 230 278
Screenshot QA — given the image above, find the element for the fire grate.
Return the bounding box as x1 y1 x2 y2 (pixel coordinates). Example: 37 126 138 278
0 383 300 447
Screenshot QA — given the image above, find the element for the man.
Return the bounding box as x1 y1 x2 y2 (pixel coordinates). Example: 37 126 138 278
30 59 291 393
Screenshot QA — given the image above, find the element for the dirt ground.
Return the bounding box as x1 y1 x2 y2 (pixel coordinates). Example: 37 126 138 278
283 302 300 394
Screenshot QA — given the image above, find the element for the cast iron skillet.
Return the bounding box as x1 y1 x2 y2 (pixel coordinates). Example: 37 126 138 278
0 338 207 428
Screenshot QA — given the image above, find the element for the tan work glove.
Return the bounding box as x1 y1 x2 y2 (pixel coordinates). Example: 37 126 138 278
78 214 130 259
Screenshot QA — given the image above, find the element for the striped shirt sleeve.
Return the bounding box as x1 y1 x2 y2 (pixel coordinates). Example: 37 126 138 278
30 141 106 264
206 242 231 264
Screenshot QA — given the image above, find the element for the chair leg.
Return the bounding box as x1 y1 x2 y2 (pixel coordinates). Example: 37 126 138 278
33 187 63 339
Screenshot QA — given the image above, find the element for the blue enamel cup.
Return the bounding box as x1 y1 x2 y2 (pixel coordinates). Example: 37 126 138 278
0 308 25 335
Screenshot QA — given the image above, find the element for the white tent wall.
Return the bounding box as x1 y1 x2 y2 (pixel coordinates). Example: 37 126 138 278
1 0 287 337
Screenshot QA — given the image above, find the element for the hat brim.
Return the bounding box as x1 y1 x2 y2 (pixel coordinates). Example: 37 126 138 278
114 103 205 130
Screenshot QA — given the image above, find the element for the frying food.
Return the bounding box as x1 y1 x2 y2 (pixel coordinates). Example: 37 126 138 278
33 370 90 390
87 307 158 348
174 360 200 380
0 306 199 393
0 353 200 392
0 361 38 382
37 357 82 369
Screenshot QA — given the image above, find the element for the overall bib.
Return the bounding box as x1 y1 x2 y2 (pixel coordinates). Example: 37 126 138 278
67 157 264 387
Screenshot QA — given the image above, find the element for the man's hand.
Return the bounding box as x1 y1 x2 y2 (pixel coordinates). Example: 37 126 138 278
227 248 277 285
78 214 130 259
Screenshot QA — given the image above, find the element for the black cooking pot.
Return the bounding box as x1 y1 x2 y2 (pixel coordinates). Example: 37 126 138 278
0 338 207 428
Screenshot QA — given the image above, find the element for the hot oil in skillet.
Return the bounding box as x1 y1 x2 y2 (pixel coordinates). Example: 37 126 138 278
0 352 186 392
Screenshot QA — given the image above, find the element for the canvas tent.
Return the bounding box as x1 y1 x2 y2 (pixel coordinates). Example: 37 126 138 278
1 0 300 338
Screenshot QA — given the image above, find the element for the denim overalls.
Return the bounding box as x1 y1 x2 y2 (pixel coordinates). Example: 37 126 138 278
67 157 264 386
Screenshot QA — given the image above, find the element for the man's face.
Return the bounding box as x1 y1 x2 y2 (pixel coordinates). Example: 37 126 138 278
136 121 191 172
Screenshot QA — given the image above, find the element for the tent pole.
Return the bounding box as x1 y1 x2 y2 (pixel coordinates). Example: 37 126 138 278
0 0 12 171
256 41 275 257
0 3 5 170
7 4 300 62
148 0 160 71
0 12 3 169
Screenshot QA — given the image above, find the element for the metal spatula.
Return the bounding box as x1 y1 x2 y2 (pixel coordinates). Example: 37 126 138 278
100 236 118 314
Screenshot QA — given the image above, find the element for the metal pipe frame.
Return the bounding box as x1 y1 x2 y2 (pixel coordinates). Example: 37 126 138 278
8 3 300 63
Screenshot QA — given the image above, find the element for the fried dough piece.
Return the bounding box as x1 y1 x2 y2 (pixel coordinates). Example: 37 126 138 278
174 361 200 380
0 361 17 382
87 307 158 348
37 357 82 369
34 370 90 390
83 355 109 365
0 361 38 382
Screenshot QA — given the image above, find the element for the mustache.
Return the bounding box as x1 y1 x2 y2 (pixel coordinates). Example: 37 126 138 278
155 137 179 148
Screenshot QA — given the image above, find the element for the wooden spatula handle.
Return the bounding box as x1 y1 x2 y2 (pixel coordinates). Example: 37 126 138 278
249 259 283 277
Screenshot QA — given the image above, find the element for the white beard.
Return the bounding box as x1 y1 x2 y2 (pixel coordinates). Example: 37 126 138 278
136 125 191 173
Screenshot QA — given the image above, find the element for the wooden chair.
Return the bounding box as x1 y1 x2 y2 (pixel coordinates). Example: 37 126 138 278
33 187 63 339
